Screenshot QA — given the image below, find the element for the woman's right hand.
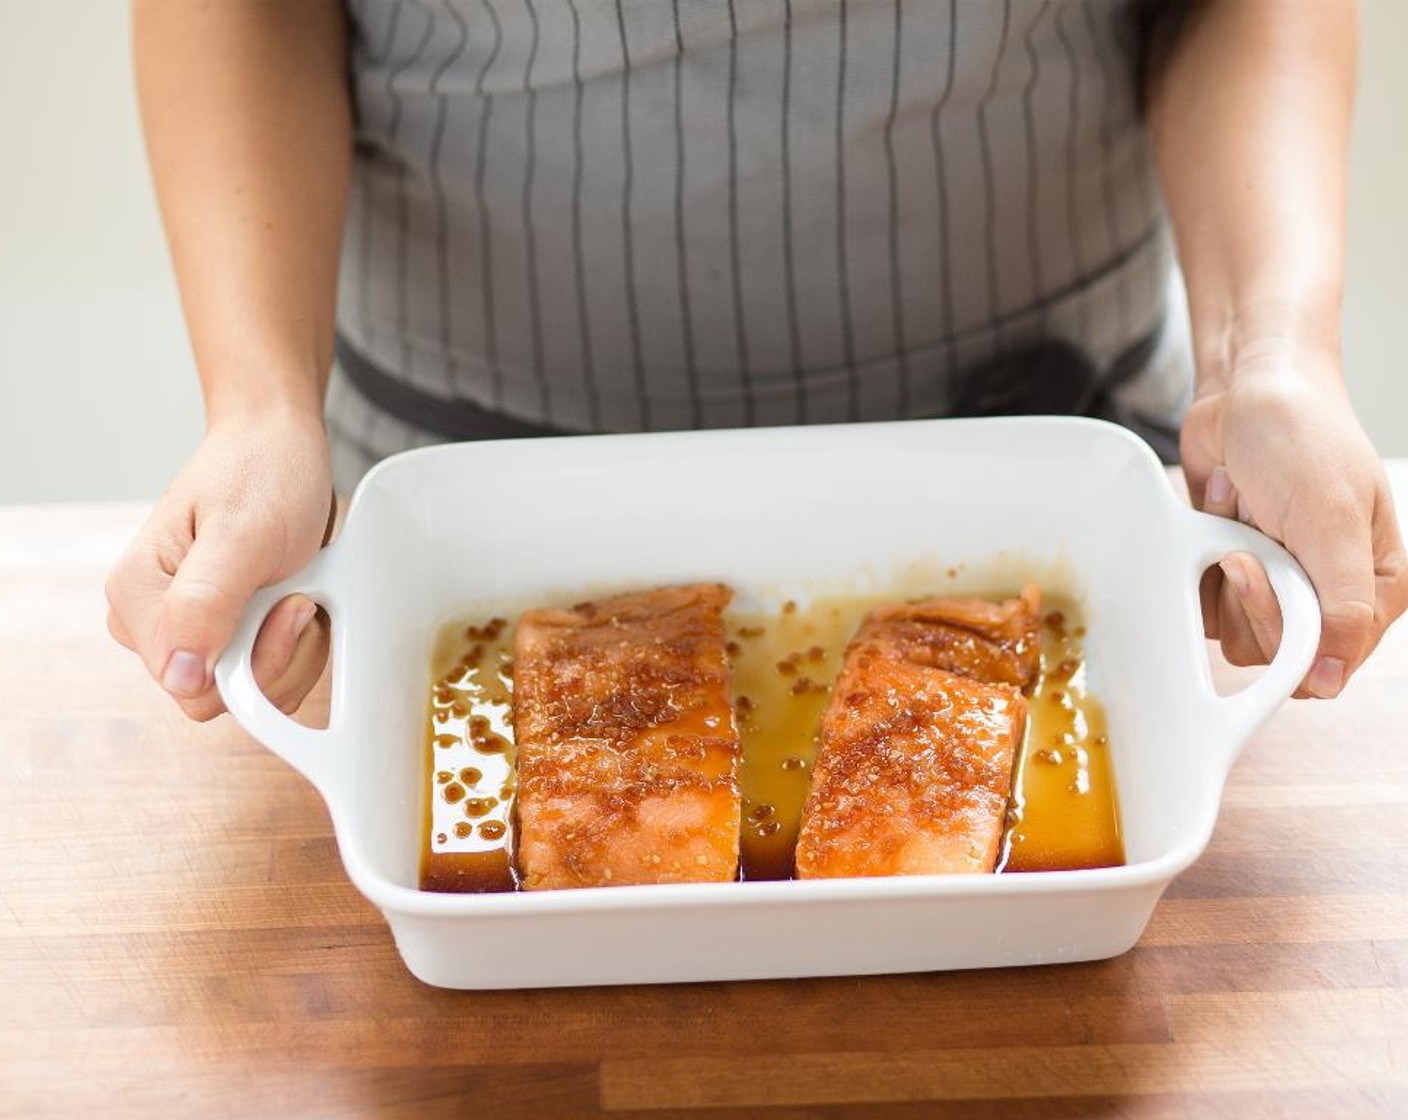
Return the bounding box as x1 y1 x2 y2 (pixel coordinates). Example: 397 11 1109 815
105 404 334 721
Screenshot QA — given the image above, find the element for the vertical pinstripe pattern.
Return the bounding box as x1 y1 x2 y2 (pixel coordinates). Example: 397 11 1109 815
390 12 435 377
1083 0 1131 346
1053 1 1090 343
428 1 469 396
356 1 401 348
613 1 649 430
331 0 1184 488
670 1 702 426
724 0 753 426
833 0 859 422
364 1 416 456
976 0 1012 351
882 0 910 414
779 0 804 423
931 0 959 399
1125 16 1167 315
1021 2 1050 319
565 0 601 429
472 0 504 405
519 0 549 418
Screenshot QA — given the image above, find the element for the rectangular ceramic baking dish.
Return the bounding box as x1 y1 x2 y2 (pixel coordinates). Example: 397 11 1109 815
215 417 1319 989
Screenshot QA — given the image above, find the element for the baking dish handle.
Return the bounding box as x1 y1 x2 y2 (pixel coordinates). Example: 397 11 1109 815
1180 508 1322 767
213 551 343 799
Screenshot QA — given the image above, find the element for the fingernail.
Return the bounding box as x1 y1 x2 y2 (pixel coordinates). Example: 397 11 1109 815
1307 656 1346 699
1206 467 1232 507
291 600 318 639
1219 557 1250 598
161 650 207 697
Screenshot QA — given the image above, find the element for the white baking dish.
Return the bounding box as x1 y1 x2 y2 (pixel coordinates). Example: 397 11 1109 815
215 417 1319 989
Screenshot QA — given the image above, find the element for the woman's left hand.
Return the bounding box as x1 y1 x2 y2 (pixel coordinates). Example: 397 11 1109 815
1181 342 1408 697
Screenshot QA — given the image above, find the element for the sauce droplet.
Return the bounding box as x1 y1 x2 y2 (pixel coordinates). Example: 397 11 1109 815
464 796 498 818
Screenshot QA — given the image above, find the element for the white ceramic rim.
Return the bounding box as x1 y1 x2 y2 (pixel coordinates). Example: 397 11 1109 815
215 417 1321 920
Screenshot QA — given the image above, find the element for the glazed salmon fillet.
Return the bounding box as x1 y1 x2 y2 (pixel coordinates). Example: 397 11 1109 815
513 584 741 890
861 584 1043 690
794 595 1033 879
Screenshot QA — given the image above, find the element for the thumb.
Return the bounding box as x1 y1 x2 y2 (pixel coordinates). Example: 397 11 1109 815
1290 513 1377 700
155 524 280 698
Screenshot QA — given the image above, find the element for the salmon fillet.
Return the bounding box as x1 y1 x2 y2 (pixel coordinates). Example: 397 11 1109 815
513 584 741 890
862 584 1042 691
794 599 1030 879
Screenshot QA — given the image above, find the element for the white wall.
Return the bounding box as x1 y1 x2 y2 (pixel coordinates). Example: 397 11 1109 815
1 1 1404 503
0 1 202 503
1343 0 1408 458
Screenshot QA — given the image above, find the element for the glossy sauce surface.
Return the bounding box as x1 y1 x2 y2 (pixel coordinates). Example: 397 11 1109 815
726 601 850 880
728 595 1122 879
420 619 518 892
998 607 1125 872
420 593 1124 891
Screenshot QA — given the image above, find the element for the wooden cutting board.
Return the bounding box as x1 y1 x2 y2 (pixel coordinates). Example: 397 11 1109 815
2 469 1406 1118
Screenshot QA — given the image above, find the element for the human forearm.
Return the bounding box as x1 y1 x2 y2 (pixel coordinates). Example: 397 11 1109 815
133 0 351 424
1146 0 1407 697
1147 0 1355 393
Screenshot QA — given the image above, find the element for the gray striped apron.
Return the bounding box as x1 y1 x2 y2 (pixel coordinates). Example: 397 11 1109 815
328 0 1189 490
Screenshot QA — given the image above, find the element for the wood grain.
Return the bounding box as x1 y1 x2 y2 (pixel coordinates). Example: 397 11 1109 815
2 468 1407 1119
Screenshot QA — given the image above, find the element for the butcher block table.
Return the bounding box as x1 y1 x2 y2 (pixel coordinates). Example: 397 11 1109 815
2 466 1406 1119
